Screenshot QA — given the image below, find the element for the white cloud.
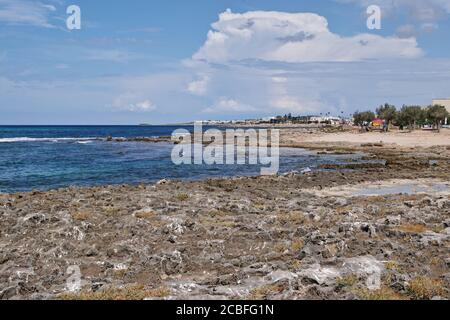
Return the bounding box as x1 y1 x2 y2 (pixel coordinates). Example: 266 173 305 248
204 97 257 113
84 49 137 63
396 24 416 38
187 75 210 96
112 93 156 112
193 9 423 64
132 100 156 112
272 76 288 83
1 7 448 124
2 57 450 124
0 0 57 28
271 96 323 113
421 22 439 32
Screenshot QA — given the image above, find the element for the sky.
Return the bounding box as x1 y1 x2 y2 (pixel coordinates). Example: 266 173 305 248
1 0 450 125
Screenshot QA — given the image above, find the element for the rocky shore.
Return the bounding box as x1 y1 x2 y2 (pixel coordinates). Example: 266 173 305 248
0 134 449 300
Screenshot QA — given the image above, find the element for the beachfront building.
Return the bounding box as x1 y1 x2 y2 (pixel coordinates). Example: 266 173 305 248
432 98 450 125
309 116 342 125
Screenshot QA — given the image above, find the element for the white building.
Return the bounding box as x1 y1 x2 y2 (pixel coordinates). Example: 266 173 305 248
309 116 342 125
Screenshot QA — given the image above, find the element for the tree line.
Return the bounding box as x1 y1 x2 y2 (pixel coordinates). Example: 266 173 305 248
353 104 449 131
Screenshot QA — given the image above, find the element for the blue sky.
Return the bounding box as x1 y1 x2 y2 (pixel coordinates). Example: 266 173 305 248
1 0 450 124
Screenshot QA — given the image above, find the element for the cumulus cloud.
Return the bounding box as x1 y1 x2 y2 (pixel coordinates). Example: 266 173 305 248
204 97 257 113
2 57 450 124
193 9 423 64
0 0 57 27
187 75 210 96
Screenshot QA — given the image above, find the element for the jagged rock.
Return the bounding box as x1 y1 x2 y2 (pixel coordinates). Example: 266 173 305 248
420 231 448 246
361 224 377 237
299 264 341 286
342 256 384 290
156 179 169 185
445 258 450 268
267 270 297 283
0 286 17 300
443 219 450 228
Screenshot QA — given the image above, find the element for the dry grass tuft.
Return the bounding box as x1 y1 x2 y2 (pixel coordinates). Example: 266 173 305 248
200 215 236 229
72 211 90 221
408 277 445 300
274 242 288 254
356 287 406 300
103 207 121 216
335 206 351 215
385 261 401 272
289 260 303 271
397 224 428 234
135 210 157 220
113 269 128 279
59 285 170 300
208 210 230 218
248 284 284 300
291 239 305 252
176 193 189 202
277 211 306 226
337 275 358 288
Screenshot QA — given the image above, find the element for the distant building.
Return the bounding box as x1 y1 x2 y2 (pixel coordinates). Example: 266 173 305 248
432 99 450 125
309 116 342 125
432 98 450 112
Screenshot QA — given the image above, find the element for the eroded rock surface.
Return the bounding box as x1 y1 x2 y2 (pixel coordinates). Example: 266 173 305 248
0 140 449 300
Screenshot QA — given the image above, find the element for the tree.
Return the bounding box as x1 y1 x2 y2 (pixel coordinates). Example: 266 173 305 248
353 111 375 126
426 105 449 132
395 107 409 129
376 103 397 131
395 105 425 130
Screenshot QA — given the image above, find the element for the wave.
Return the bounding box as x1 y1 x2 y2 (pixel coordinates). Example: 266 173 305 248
0 137 100 143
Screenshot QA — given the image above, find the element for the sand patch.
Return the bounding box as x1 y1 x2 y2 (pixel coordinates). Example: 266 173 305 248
301 130 450 148
310 178 450 197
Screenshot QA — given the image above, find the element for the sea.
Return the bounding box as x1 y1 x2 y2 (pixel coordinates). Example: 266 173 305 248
0 125 361 193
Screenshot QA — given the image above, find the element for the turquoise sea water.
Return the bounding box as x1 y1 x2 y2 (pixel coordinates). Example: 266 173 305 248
0 126 360 193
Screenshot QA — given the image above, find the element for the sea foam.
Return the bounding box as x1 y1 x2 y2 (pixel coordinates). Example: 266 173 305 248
0 137 98 143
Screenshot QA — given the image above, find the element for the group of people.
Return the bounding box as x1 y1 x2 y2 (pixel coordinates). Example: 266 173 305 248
360 119 388 132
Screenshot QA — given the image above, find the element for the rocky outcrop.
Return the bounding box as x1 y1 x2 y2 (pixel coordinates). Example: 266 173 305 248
0 168 449 300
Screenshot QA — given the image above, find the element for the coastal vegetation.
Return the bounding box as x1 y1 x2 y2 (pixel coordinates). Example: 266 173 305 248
354 104 449 131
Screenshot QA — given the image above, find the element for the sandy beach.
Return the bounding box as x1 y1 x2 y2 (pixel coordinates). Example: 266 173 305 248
282 128 450 148
0 128 449 300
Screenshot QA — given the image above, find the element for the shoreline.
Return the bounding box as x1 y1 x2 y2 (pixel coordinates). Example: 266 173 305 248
1 130 449 300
